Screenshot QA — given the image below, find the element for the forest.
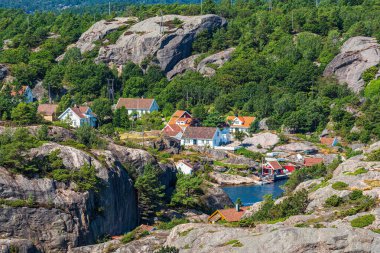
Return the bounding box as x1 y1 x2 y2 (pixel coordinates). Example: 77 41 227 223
0 0 380 143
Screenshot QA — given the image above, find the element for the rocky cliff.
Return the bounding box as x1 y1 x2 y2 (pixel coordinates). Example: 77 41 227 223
94 14 226 72
0 127 177 252
323 36 380 93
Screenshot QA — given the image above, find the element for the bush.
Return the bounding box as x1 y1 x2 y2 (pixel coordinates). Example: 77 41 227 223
236 148 263 160
349 190 364 201
366 149 380 161
331 181 349 190
157 219 189 230
155 246 179 253
350 214 375 228
325 195 343 207
344 168 367 176
121 231 135 244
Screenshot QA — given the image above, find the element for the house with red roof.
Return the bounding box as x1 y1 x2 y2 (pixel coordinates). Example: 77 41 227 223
115 98 159 118
208 205 249 223
38 104 58 122
320 137 338 147
162 110 194 140
262 160 288 177
9 85 34 103
180 126 229 148
304 157 324 167
226 115 255 133
58 105 97 128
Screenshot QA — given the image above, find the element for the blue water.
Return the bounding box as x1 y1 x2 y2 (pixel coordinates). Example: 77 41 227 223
222 180 287 206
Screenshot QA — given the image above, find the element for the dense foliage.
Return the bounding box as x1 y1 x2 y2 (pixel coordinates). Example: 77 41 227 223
1 1 380 139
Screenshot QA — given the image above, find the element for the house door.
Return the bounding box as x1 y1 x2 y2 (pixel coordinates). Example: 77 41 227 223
193 139 197 145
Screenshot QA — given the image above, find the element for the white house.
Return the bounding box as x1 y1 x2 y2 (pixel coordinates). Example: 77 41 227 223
226 116 255 133
176 160 194 175
10 85 34 103
58 106 97 128
181 127 229 148
115 98 159 118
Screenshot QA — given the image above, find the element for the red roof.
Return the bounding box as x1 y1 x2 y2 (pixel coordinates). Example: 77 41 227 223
162 124 183 137
168 110 192 126
320 137 336 146
38 104 58 116
284 164 296 172
304 158 324 167
182 127 217 140
218 207 249 222
268 161 282 170
71 106 91 119
116 98 155 110
10 85 28 96
226 116 256 128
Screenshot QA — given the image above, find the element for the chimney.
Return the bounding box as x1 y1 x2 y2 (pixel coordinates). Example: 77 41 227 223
235 203 240 212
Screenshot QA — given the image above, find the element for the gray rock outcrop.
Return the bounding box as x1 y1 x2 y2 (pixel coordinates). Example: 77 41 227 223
273 141 318 153
95 15 226 72
164 223 380 253
75 17 138 54
167 48 235 79
323 36 380 93
0 64 8 81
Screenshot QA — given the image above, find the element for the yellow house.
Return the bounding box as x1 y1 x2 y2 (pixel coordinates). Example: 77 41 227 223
37 104 58 122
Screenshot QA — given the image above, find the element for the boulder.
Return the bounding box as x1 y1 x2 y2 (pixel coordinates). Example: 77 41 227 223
242 132 280 149
166 54 200 79
208 172 259 186
95 15 226 72
200 182 233 212
323 36 380 93
273 142 318 153
167 48 235 79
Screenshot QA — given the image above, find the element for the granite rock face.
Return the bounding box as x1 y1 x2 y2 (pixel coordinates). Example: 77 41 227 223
95 14 226 72
73 17 138 54
164 223 380 253
0 141 163 252
323 36 380 93
167 48 235 79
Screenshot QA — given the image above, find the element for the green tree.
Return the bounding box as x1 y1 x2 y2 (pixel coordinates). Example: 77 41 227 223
170 174 203 209
11 102 39 125
91 98 112 125
134 165 165 223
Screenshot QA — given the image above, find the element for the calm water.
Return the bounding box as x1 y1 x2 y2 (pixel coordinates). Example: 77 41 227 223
222 180 287 206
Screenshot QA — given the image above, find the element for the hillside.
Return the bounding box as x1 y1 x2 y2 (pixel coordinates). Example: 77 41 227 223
1 1 380 252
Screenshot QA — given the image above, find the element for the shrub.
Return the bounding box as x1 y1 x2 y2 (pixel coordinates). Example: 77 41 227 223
157 219 189 230
366 149 380 161
350 214 375 228
344 168 367 176
121 231 135 244
325 195 343 207
349 190 364 201
236 148 263 160
224 239 243 247
331 181 348 190
155 246 179 253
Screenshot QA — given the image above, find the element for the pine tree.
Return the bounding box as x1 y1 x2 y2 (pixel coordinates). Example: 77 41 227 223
134 165 165 224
